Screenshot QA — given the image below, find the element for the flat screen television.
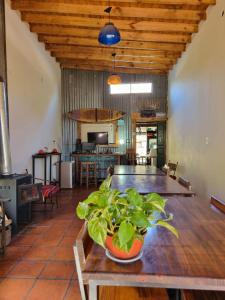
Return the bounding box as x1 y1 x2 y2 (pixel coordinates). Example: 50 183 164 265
87 132 108 145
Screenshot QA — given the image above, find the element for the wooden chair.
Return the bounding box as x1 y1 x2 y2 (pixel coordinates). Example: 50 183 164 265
74 223 169 300
106 165 114 176
162 161 178 179
182 195 225 300
126 148 136 165
80 162 97 188
178 177 192 191
0 198 12 254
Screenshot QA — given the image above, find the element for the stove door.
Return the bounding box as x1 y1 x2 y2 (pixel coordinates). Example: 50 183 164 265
18 183 42 207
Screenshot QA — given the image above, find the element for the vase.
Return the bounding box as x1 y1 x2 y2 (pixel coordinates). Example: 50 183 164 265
105 235 144 259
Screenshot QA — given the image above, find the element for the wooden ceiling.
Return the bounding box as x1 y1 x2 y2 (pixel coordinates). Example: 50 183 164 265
11 0 215 75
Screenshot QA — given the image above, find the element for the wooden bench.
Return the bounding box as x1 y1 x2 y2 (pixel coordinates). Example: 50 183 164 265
74 223 169 300
181 195 225 300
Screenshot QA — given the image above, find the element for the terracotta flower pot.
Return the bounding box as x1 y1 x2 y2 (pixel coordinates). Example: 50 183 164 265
105 235 144 259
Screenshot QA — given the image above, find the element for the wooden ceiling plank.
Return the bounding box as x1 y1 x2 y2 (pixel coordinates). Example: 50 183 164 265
30 24 191 43
61 63 170 71
21 12 198 33
38 35 186 52
11 1 206 21
76 0 214 5
13 0 215 7
45 44 181 58
60 63 168 75
51 51 177 64
56 58 172 69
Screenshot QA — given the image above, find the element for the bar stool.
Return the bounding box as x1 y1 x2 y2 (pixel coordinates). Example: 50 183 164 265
80 162 97 188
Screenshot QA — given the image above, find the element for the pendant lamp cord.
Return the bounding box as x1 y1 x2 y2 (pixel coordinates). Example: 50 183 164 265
109 0 111 23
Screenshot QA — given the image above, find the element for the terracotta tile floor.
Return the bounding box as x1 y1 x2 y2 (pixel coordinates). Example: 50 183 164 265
0 187 94 300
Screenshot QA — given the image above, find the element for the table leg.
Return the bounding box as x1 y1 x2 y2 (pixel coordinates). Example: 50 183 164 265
32 157 35 183
58 154 61 188
49 155 52 183
89 281 98 300
44 157 47 185
175 289 181 300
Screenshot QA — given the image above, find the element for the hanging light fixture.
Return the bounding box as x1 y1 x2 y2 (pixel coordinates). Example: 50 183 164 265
98 3 121 46
108 53 121 85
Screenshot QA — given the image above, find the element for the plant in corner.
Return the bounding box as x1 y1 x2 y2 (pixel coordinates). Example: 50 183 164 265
76 176 178 259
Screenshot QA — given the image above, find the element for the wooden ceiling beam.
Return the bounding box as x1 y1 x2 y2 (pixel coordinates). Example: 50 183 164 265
56 58 172 70
11 1 206 21
80 0 214 5
30 24 191 43
60 63 168 75
38 35 186 52
11 0 215 73
52 51 177 64
11 0 216 8
21 13 198 34
45 44 181 58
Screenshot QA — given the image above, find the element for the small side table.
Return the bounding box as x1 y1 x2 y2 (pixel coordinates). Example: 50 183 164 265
32 153 62 187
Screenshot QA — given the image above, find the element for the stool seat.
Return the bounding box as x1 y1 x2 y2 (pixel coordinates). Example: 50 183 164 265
80 161 97 188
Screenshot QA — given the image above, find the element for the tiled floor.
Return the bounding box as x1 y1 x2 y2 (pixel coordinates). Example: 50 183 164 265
0 187 95 300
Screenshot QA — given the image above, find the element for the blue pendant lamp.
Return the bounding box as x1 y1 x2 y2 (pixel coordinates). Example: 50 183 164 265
98 6 121 46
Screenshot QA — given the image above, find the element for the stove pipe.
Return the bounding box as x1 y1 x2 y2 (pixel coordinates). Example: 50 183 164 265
0 78 12 176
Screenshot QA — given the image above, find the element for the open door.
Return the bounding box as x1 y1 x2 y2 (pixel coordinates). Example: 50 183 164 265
157 122 166 168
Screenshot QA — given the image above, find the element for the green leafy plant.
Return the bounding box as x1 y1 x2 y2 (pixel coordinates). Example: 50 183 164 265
76 176 178 252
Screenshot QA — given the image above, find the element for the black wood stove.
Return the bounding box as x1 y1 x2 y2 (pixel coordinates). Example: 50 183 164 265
0 79 41 232
0 174 42 232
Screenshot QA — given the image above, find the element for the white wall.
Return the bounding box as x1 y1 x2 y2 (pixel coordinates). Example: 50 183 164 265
5 0 61 176
168 0 225 198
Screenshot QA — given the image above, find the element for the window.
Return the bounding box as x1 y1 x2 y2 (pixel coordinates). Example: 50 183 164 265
110 83 152 95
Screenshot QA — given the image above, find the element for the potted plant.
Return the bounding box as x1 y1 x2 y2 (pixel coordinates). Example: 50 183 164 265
76 176 178 260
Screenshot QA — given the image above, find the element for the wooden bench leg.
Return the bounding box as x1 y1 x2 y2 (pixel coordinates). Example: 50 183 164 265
73 245 87 300
89 280 98 300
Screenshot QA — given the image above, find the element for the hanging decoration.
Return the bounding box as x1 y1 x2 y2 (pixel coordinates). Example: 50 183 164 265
107 53 121 85
98 5 121 46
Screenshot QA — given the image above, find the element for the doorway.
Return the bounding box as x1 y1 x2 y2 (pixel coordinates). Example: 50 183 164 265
136 125 157 166
135 122 166 168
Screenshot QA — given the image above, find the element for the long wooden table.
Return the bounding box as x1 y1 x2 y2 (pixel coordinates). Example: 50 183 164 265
76 196 225 299
113 165 165 175
111 174 194 196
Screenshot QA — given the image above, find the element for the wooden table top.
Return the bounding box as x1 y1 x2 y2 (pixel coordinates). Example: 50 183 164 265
83 196 225 291
113 165 165 176
111 174 194 196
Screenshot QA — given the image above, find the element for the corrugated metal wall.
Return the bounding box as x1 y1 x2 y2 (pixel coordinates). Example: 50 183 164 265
62 68 168 159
